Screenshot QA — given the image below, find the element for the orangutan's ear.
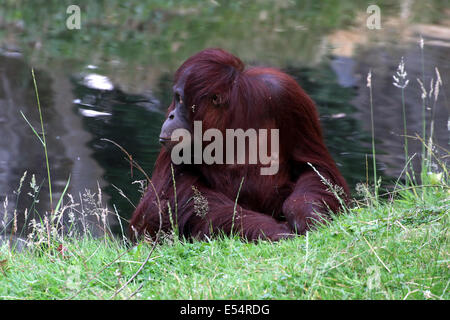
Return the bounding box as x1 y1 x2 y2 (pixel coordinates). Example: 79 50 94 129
212 94 221 106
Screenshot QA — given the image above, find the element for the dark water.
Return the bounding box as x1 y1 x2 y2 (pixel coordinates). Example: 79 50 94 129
0 2 449 235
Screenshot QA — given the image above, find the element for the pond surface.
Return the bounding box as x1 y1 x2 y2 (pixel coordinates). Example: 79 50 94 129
0 1 449 235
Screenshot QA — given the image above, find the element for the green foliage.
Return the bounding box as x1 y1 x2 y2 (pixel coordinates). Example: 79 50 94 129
0 183 448 300
2 0 446 70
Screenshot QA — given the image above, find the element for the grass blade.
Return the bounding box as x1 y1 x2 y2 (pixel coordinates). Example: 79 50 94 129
20 111 45 146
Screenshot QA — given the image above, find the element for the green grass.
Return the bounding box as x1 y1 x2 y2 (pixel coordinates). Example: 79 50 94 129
1 184 448 300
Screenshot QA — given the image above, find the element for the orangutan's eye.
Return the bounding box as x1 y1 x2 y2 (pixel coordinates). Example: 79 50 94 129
175 92 182 104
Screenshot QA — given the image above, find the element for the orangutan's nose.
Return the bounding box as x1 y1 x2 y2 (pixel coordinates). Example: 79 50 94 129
159 137 171 145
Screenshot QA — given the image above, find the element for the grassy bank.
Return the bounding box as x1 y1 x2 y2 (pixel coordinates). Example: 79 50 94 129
1 182 448 300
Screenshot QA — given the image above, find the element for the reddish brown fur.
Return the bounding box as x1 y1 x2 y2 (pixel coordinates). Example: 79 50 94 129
129 48 349 241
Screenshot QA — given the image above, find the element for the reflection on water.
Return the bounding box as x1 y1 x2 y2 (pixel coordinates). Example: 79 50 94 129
0 2 449 236
72 76 165 234
351 42 449 179
0 57 114 236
